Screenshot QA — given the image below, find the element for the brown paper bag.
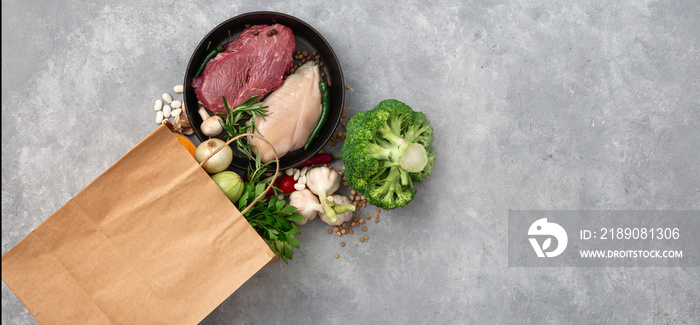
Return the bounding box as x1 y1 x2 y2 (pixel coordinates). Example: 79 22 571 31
2 125 276 324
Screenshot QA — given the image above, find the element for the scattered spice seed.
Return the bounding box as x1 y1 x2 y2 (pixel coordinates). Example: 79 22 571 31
364 235 369 240
359 218 364 224
362 227 367 232
336 231 341 236
375 218 379 223
345 84 351 90
360 237 365 243
341 242 345 247
366 215 371 220
253 30 259 36
376 208 381 213
335 254 340 259
349 230 354 234
374 213 379 218
328 229 333 234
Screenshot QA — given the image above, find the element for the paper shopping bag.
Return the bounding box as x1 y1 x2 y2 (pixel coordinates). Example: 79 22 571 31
2 125 276 324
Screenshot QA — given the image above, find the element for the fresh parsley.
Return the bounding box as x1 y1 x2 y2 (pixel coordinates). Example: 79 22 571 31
237 155 304 263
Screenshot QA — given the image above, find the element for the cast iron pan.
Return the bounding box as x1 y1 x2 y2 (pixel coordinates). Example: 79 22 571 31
184 11 344 172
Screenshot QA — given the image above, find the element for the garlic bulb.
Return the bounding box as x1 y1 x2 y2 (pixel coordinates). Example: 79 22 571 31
288 189 322 225
306 166 340 200
305 166 342 223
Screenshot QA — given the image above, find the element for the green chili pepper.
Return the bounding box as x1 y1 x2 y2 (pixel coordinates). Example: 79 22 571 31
304 81 331 150
194 44 225 78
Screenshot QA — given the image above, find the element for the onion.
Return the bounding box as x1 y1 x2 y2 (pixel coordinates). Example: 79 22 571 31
194 138 233 173
211 171 244 203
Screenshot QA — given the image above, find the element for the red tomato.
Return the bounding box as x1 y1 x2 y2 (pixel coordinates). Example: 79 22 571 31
278 175 297 194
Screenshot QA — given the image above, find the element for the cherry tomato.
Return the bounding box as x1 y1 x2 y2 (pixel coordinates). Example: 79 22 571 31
278 175 297 194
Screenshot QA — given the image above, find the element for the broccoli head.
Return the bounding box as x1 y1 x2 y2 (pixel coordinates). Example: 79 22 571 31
340 99 435 210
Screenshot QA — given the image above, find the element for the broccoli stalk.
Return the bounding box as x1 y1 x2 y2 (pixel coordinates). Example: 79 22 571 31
367 121 429 173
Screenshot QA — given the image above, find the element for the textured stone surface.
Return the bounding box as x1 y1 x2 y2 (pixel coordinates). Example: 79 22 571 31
2 1 699 324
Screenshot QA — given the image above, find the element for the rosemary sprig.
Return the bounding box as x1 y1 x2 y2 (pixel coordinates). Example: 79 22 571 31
217 95 270 160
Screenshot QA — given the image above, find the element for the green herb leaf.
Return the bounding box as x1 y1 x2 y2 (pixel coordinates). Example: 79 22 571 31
286 213 306 224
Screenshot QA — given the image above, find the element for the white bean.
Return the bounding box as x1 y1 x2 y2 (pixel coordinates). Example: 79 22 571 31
156 111 164 124
171 108 182 116
300 166 308 176
173 85 184 93
154 99 163 111
299 175 307 185
285 168 295 176
163 105 172 118
294 183 306 191
171 100 182 108
162 93 173 104
293 169 300 181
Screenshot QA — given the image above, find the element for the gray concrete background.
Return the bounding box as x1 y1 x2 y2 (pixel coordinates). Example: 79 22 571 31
2 1 699 324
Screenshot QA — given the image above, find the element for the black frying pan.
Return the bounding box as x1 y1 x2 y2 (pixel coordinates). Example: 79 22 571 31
184 11 344 172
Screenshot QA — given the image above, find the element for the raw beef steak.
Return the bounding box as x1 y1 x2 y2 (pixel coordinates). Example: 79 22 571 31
192 24 295 114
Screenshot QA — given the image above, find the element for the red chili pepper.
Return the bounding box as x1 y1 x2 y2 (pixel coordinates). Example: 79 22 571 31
296 153 337 168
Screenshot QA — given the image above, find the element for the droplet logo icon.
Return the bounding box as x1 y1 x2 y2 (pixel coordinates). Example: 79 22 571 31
528 218 568 257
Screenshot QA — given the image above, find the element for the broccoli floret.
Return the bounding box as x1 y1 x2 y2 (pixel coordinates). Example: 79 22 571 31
341 99 436 210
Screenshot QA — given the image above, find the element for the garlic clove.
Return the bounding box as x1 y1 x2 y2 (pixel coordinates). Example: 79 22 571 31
173 114 194 135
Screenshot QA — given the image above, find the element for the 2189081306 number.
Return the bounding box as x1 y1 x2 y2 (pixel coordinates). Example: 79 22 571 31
600 227 680 240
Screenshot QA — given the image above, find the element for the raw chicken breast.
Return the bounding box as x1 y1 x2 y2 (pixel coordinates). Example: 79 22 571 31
249 62 321 162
